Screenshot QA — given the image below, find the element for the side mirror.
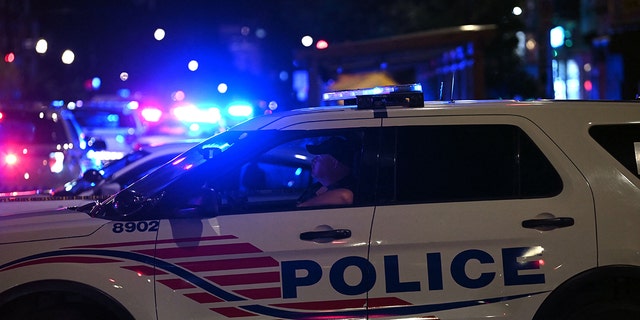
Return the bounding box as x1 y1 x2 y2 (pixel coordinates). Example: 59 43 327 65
114 189 147 217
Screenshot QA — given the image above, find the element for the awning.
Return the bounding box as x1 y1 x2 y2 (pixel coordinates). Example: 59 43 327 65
328 72 397 91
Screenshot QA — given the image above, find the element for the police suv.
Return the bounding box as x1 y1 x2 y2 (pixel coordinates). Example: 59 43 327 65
1 85 639 320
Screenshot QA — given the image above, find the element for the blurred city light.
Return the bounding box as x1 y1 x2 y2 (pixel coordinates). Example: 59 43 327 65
550 26 565 48
91 77 102 90
228 102 254 117
255 28 267 39
4 53 15 63
172 90 186 101
117 88 131 98
140 107 163 122
154 28 166 41
315 39 328 50
172 103 222 124
188 60 199 71
217 83 228 93
61 49 75 64
126 101 139 110
584 80 593 91
5 153 18 166
35 39 48 54
279 70 289 81
301 35 313 47
512 7 523 16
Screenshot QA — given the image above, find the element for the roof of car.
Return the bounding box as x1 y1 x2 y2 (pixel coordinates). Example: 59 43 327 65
230 99 640 132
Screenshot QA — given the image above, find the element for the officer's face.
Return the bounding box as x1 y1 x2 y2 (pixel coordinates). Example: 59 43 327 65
311 154 336 179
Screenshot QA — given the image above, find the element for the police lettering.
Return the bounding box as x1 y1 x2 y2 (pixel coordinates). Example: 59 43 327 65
281 246 545 298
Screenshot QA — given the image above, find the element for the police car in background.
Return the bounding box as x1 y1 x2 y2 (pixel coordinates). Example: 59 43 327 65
0 140 202 215
1 85 639 320
71 97 146 165
52 139 201 197
0 102 90 193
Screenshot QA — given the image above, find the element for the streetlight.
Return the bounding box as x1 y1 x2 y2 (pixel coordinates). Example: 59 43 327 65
301 35 313 47
35 39 48 54
154 28 165 41
61 49 75 64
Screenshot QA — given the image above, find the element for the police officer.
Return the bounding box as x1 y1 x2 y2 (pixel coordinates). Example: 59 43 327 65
297 136 355 207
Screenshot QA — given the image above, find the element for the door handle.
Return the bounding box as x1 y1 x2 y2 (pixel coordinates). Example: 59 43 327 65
522 217 574 230
300 229 352 241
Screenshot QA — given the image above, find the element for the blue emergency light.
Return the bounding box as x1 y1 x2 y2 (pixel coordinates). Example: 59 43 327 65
323 84 424 109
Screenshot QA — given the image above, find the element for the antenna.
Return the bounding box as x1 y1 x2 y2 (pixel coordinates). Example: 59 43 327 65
450 72 455 103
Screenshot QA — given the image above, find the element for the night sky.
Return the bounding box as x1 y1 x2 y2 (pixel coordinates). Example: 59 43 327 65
12 1 532 103
25 0 300 102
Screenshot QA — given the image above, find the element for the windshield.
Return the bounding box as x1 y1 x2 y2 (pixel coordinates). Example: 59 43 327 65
90 129 262 219
117 130 251 197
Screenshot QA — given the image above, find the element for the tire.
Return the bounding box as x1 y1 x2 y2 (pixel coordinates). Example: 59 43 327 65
534 266 640 320
3 303 117 320
561 300 640 320
24 303 115 320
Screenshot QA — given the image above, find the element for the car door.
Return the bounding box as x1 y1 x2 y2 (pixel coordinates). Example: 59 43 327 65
152 124 381 319
366 116 596 319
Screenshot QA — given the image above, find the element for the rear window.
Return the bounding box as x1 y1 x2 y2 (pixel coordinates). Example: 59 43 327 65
388 124 563 203
589 124 640 179
0 110 68 144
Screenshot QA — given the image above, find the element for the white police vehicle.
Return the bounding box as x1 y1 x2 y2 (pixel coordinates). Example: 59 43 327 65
1 85 639 320
71 98 146 165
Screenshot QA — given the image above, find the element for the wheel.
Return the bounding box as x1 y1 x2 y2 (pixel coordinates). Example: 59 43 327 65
561 300 640 320
28 303 99 320
534 267 640 320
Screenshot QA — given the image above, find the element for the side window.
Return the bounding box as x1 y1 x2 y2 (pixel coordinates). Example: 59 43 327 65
210 130 367 215
391 125 562 203
589 124 640 179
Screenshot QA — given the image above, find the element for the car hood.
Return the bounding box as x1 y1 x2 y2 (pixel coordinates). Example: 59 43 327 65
0 198 108 245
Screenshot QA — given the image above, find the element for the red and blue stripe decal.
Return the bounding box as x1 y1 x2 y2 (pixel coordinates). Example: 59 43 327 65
0 235 549 319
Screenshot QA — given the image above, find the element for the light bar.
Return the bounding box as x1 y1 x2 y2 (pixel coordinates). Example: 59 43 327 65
323 83 425 109
323 83 423 101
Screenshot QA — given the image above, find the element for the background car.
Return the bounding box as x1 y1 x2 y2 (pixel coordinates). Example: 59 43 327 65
0 102 91 192
52 140 201 197
71 98 146 165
